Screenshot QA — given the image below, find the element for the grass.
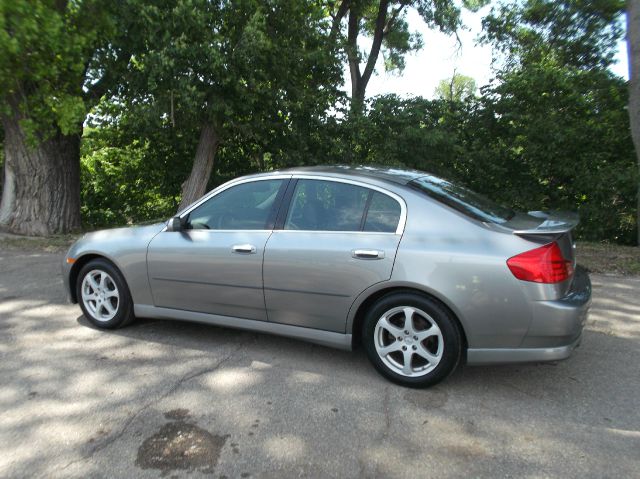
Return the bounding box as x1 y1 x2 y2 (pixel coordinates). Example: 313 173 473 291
1 232 639 276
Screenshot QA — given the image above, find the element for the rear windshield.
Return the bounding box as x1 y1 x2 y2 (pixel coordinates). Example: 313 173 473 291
409 176 515 224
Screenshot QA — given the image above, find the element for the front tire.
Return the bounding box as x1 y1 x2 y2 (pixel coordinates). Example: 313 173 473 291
76 259 134 329
362 293 462 388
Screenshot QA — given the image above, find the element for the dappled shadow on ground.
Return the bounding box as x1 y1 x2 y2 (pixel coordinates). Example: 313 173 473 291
1 256 639 478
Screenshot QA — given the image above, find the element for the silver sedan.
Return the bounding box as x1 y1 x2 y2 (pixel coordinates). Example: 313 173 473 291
62 166 591 388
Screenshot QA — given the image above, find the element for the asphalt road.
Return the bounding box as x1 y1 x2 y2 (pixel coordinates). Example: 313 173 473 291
1 249 639 478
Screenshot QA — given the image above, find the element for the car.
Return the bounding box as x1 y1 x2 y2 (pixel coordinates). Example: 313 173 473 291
62 166 591 388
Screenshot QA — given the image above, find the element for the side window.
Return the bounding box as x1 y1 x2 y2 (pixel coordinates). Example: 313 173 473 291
363 192 401 233
285 180 369 231
187 179 283 230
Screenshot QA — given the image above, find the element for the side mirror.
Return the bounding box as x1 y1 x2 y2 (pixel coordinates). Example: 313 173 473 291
167 216 183 232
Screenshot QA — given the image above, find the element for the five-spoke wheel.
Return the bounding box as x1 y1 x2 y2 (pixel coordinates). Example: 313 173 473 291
363 293 461 388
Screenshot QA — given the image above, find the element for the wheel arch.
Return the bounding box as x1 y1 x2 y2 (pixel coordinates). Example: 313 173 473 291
348 284 469 356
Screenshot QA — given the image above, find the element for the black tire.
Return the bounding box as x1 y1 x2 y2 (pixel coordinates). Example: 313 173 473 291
362 292 462 388
76 258 135 329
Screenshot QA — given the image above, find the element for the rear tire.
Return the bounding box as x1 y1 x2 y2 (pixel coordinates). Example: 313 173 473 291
362 292 462 388
76 258 135 329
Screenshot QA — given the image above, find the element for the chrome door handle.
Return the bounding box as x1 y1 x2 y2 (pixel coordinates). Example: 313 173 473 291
232 244 257 254
352 249 385 260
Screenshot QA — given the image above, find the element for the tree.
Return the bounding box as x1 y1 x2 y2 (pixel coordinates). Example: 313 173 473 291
483 0 625 70
479 0 636 243
110 0 342 209
0 0 99 235
329 0 486 113
0 1 131 235
628 0 640 243
434 73 477 101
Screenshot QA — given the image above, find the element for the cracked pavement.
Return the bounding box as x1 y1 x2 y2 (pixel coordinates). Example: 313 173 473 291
1 250 639 478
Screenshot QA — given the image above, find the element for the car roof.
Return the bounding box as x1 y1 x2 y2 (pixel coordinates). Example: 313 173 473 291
272 165 427 185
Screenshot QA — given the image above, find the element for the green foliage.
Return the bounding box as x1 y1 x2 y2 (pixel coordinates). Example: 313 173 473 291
434 74 478 102
308 81 636 243
474 0 636 243
467 67 636 243
482 0 625 70
0 1 116 137
2 0 634 245
80 100 196 228
116 0 342 134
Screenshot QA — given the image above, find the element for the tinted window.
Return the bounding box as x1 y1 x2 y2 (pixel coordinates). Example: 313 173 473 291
187 179 283 230
410 176 514 224
285 180 369 231
363 192 401 233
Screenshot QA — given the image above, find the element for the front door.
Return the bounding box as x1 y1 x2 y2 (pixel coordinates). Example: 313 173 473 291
147 178 287 321
263 178 405 332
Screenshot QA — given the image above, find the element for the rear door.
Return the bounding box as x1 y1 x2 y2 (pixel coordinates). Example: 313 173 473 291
263 177 405 332
147 177 288 320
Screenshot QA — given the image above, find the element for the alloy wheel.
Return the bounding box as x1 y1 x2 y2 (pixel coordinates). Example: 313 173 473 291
81 269 120 322
374 306 444 377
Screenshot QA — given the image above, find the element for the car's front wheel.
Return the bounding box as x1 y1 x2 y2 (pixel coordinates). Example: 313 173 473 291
363 292 462 388
76 259 134 329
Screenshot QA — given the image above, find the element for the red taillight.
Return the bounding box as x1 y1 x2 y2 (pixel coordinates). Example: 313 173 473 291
507 242 574 283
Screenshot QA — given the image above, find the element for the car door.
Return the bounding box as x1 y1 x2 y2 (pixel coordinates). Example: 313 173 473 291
147 177 288 321
263 177 405 332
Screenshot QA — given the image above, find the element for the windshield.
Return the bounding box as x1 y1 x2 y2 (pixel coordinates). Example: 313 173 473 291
409 176 515 224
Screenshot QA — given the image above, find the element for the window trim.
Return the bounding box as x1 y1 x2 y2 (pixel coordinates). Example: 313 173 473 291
167 173 407 235
277 175 406 235
169 175 293 233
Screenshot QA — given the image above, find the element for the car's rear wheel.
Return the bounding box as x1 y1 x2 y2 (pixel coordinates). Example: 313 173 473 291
363 292 462 388
76 259 134 329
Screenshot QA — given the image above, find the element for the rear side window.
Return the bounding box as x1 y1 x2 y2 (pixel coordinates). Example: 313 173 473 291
285 180 368 231
284 179 401 233
363 192 401 233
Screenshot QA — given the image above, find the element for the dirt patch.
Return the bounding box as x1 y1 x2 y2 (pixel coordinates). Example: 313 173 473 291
576 242 640 276
164 408 191 421
136 415 227 476
0 234 80 253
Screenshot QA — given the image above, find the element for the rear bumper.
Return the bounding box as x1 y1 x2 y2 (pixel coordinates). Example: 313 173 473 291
467 266 591 365
467 333 582 365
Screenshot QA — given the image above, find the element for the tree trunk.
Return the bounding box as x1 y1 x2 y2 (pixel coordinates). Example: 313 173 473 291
178 122 220 210
347 7 365 113
347 1 390 115
628 0 640 245
0 108 81 236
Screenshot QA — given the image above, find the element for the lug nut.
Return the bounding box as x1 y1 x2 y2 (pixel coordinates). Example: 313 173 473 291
397 337 403 341
402 346 407 351
413 335 418 340
404 330 409 335
412 345 417 350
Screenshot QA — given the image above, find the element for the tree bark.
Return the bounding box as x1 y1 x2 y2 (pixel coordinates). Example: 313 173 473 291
0 104 81 236
178 122 220 211
628 0 640 244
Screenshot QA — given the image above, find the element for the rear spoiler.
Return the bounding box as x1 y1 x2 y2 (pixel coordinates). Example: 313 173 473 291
513 211 579 236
